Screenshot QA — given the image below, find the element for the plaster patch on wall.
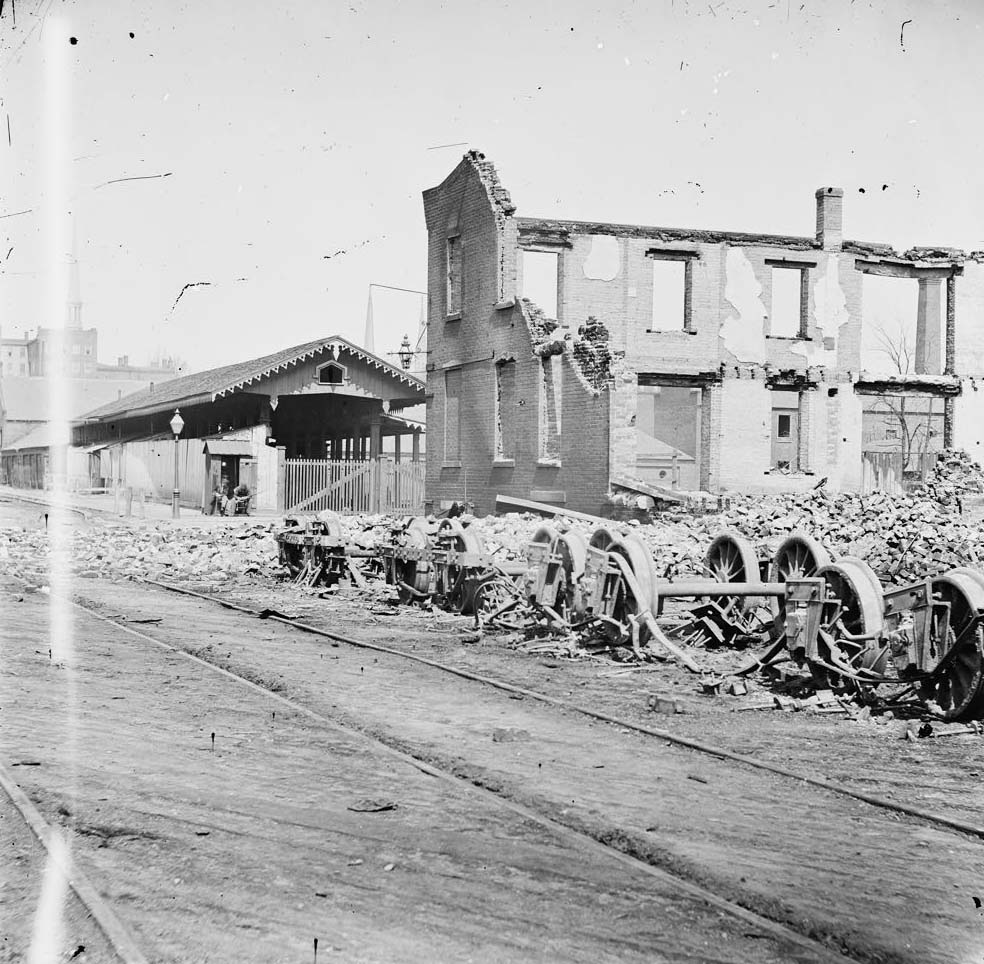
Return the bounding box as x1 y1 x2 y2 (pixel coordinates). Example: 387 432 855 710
582 235 621 282
795 253 844 366
720 248 767 363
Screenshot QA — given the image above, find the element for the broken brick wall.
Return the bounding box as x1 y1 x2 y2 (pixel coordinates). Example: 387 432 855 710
422 154 613 516
425 153 982 505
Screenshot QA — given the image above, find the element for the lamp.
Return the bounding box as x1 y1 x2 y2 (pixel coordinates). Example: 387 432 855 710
169 408 184 518
397 334 412 371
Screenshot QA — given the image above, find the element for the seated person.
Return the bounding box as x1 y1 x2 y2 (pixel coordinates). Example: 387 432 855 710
232 481 250 514
208 477 231 515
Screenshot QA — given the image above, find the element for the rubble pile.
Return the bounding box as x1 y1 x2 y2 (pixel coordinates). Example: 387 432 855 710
467 449 984 585
2 450 983 591
0 521 282 586
914 449 984 502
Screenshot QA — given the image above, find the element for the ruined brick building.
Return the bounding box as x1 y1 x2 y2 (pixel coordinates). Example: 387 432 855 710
423 151 984 516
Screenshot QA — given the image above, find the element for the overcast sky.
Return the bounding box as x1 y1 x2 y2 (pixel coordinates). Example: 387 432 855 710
1 0 981 374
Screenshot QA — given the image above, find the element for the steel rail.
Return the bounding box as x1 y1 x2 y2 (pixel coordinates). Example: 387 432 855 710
143 577 984 844
0 764 149 964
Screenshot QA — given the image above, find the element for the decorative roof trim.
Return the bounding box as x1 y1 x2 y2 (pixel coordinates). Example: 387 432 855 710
210 338 425 400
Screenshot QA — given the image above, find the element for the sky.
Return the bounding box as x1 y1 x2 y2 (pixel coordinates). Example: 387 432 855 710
1 0 982 375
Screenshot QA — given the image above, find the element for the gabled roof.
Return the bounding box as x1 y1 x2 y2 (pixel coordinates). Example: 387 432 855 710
75 336 426 424
1 376 154 423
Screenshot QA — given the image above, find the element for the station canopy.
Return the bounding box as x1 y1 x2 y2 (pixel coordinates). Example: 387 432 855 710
72 336 426 459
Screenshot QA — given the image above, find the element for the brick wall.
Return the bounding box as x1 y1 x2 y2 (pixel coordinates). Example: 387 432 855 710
422 154 613 516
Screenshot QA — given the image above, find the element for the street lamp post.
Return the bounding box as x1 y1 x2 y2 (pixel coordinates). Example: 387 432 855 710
169 408 185 519
397 334 412 371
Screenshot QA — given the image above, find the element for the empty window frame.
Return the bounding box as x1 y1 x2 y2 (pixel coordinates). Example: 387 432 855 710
538 355 562 462
495 359 518 461
446 235 462 316
520 249 560 321
767 261 810 338
445 368 462 462
647 251 695 332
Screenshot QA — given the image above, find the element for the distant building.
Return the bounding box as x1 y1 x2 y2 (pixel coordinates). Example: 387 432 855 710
25 325 99 377
0 228 180 455
1 333 30 377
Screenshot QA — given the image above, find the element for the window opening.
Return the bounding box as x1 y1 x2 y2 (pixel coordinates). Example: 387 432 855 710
521 250 560 321
446 236 462 316
650 259 688 331
445 368 462 461
769 266 807 337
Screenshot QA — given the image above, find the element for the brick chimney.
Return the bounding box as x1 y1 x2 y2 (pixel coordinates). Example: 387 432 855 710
815 187 843 251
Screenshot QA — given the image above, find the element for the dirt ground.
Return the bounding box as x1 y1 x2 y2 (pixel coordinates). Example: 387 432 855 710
2 579 840 964
4 502 984 964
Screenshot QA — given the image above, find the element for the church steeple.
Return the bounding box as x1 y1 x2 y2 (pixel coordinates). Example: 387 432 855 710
67 216 82 328
364 289 375 353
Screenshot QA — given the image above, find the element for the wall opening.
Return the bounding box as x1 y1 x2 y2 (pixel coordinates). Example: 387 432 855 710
444 368 462 461
446 236 462 316
649 258 688 332
769 266 807 337
494 359 517 460
771 388 800 470
861 392 944 477
538 355 562 463
635 384 700 489
521 250 560 321
861 273 945 376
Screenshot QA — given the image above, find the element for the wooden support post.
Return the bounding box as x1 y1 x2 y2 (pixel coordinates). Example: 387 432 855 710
394 433 402 463
412 430 421 463
369 416 382 513
276 445 287 512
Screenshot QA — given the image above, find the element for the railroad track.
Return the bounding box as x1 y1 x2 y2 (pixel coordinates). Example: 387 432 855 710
0 763 149 964
144 577 984 845
0 576 858 964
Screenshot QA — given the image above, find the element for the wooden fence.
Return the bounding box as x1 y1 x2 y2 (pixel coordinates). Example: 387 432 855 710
285 459 425 515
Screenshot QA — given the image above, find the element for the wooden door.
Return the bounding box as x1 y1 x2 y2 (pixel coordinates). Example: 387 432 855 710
771 408 799 470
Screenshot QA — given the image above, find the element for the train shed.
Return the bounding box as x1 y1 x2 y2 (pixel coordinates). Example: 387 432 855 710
70 336 426 513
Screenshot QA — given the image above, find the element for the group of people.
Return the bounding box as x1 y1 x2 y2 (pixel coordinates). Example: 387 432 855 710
208 477 250 516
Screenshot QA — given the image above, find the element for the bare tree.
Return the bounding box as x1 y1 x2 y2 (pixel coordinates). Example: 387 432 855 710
869 325 937 474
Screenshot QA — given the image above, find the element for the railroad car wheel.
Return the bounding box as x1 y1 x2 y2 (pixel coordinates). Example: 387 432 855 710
769 531 832 619
281 543 305 579
530 524 560 548
474 574 526 630
812 558 886 693
395 524 432 605
315 510 345 543
923 572 984 721
589 533 658 644
436 520 485 615
555 530 589 623
770 531 831 583
706 530 759 614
